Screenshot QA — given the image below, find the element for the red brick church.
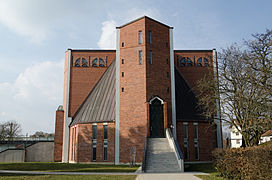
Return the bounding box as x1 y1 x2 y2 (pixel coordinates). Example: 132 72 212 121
54 16 222 168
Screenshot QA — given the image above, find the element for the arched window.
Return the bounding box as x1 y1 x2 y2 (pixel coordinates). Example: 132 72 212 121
197 57 202 67
99 58 105 67
75 58 80 67
204 58 209 66
180 57 186 67
82 58 88 67
187 58 193 67
92 58 98 67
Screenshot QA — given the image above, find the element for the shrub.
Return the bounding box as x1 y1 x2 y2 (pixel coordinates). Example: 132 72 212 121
213 144 272 180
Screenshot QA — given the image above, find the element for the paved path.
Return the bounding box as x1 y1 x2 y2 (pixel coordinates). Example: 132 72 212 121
0 170 207 179
0 170 137 175
136 172 207 180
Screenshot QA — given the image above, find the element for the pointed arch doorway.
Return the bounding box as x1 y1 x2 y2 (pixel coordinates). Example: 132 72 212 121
149 97 165 138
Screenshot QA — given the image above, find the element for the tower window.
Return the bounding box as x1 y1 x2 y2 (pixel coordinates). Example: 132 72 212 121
122 42 124 47
180 57 185 67
138 31 143 44
167 72 169 78
75 58 80 67
166 58 169 64
122 72 124 77
148 31 151 44
82 58 88 67
121 87 124 92
187 58 193 67
139 50 143 65
148 50 152 64
92 58 98 67
166 42 168 47
204 58 209 66
167 87 169 93
122 59 124 64
197 57 202 67
99 58 105 67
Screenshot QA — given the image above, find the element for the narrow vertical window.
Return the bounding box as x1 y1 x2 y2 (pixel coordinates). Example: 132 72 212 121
166 58 169 64
122 72 124 77
183 122 189 160
148 50 152 64
139 50 143 65
184 122 188 139
121 42 124 47
193 123 199 160
167 72 169 78
122 59 124 64
148 31 151 44
103 125 108 140
92 124 97 161
122 87 124 92
103 125 108 161
194 123 198 140
194 142 199 160
138 31 142 44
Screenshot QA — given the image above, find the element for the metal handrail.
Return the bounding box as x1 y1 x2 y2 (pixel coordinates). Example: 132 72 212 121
141 136 148 172
166 128 184 172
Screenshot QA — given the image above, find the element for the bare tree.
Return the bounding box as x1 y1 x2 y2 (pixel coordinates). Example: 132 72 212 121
0 120 22 141
197 29 272 147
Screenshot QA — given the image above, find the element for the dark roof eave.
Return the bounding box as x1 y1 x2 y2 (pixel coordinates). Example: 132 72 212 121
68 49 116 52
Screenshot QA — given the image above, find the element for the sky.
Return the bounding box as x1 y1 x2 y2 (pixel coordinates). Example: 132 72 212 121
0 0 271 135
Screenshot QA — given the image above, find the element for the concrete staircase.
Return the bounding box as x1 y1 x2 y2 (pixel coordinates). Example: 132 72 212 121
145 138 181 173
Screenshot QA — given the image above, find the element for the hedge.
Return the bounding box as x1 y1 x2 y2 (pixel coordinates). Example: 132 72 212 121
213 144 272 180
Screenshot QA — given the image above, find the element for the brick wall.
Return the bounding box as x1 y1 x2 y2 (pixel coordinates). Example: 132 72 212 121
69 51 116 117
54 110 64 162
119 17 147 163
174 51 213 94
69 122 115 163
145 17 172 127
177 121 217 162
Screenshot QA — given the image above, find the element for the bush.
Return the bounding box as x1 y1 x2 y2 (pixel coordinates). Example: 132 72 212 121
213 144 272 180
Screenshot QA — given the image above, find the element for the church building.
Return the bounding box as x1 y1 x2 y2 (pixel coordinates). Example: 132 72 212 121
54 16 222 167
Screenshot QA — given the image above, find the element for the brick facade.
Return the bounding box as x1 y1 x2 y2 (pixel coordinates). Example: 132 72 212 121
54 16 221 164
54 109 64 162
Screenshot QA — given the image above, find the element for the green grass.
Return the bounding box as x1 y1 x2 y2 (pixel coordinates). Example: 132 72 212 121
0 174 137 180
185 163 224 180
0 162 139 173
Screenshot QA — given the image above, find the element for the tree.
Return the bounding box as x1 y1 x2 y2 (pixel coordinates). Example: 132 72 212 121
0 120 22 141
197 29 272 147
30 131 54 138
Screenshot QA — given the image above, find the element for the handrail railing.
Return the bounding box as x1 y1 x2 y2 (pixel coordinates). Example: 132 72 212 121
141 136 148 172
166 128 184 172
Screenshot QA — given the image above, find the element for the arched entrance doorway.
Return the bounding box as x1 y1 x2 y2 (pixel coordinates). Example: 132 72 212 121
149 97 165 138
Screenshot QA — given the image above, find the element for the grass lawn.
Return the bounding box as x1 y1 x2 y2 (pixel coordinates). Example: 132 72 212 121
185 163 224 180
0 174 137 180
0 162 139 173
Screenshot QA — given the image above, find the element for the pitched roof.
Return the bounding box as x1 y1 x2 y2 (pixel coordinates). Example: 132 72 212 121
262 130 272 137
70 61 116 126
175 67 205 121
116 16 172 29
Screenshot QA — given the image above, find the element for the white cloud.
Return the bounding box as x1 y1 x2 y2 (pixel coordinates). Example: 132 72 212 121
0 0 50 43
0 59 63 134
97 20 117 49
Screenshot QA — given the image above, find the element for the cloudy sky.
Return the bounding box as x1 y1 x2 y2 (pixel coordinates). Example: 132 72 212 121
0 0 271 135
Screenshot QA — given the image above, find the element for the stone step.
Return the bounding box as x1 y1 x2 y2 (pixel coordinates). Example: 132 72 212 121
144 138 181 173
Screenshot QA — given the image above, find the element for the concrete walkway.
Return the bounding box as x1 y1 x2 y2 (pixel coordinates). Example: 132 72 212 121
0 170 207 180
136 172 207 180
